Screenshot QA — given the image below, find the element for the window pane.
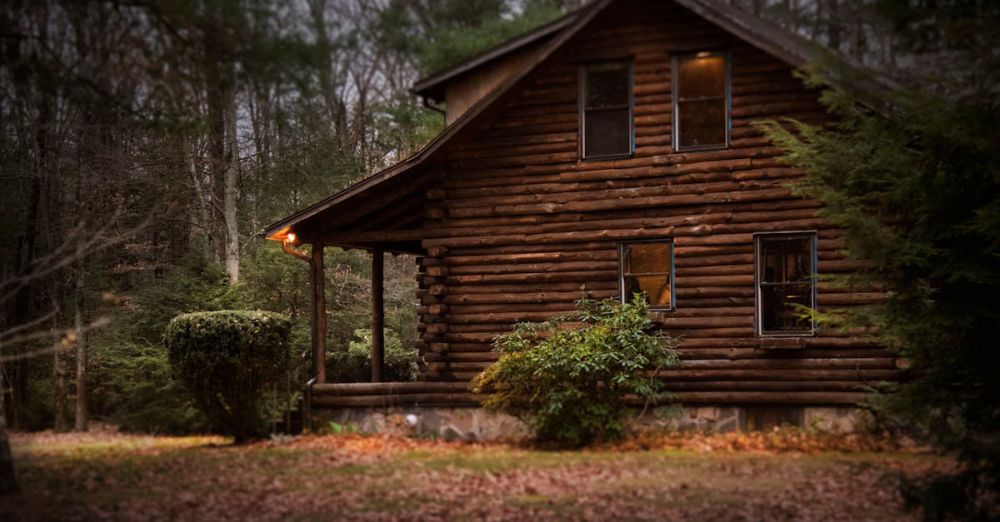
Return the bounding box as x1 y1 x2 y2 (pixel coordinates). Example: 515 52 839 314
584 108 630 157
677 53 726 99
626 242 670 274
586 67 629 108
621 241 672 308
761 237 813 283
678 99 727 148
625 275 672 307
757 233 816 334
761 283 812 332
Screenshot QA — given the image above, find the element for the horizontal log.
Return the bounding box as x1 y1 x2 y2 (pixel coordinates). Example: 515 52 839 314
444 290 615 305
426 355 895 373
677 337 881 349
312 393 481 408
444 269 617 285
658 368 901 381
673 391 865 405
679 357 896 370
423 352 498 363
426 201 820 244
422 217 838 249
312 382 470 395
310 386 868 407
663 381 881 392
448 187 794 221
444 165 792 206
675 347 890 360
429 208 826 245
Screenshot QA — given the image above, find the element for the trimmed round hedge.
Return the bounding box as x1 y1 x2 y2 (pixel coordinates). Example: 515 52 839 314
165 310 291 442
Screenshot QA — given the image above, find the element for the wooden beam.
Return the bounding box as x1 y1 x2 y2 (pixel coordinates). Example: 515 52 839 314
371 246 385 383
312 382 470 394
311 244 326 384
320 229 427 243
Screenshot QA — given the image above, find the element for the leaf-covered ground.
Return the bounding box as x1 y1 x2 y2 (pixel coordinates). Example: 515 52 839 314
3 426 952 521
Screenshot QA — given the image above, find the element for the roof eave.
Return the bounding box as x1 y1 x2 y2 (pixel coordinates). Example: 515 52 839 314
411 9 580 100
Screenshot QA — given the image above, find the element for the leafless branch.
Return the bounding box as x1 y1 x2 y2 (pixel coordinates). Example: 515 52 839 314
0 317 111 363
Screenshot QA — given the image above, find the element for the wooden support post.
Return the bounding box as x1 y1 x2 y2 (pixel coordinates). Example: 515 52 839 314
311 243 326 384
371 246 385 383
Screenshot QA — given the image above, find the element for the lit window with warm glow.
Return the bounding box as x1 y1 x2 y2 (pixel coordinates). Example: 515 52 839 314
619 239 674 310
672 50 730 151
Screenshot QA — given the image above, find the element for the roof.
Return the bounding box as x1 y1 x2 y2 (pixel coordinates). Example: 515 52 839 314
263 0 898 248
411 9 582 102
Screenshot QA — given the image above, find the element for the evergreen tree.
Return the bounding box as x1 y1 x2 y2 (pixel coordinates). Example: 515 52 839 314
759 2 1000 516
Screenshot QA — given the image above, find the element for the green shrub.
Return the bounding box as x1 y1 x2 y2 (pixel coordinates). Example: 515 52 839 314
90 341 210 434
327 328 418 382
473 296 680 446
165 310 291 443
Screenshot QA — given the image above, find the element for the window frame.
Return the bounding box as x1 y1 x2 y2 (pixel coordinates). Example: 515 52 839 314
617 238 676 312
578 60 635 161
753 230 819 338
671 49 732 152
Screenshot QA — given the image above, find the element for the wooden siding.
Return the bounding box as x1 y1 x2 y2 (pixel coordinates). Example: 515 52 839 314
444 43 549 125
414 0 898 406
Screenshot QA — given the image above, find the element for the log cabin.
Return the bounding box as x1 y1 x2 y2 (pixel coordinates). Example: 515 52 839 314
265 0 901 433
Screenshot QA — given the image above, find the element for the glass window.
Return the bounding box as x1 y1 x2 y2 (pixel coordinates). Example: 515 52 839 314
755 232 817 336
619 240 673 309
581 62 632 159
673 50 729 151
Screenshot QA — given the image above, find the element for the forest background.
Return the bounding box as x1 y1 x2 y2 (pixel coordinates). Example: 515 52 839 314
0 0 962 434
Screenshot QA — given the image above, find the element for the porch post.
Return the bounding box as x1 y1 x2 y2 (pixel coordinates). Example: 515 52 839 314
371 246 385 382
310 243 326 384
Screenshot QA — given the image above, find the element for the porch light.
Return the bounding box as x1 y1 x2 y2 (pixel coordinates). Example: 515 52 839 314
286 232 298 245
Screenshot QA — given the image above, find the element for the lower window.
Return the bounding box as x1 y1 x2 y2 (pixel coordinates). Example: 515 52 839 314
754 232 817 336
618 239 674 310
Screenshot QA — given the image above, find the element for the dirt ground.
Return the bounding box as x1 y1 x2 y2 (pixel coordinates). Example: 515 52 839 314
2 426 952 521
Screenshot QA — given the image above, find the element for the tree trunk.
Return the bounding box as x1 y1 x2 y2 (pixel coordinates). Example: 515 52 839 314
73 248 88 432
205 29 227 266
371 247 384 383
52 302 68 432
223 76 240 284
826 0 842 50
0 368 17 495
189 138 213 261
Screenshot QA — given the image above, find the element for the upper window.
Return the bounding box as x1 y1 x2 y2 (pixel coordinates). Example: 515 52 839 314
755 232 817 336
672 50 730 151
619 239 674 310
580 61 633 159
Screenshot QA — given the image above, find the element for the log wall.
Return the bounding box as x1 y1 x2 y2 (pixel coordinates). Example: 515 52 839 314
414 0 900 405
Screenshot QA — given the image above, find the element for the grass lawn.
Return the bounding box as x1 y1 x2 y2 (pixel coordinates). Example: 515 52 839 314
2 426 951 521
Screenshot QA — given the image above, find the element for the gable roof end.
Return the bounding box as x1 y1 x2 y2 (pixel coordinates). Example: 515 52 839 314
263 0 898 245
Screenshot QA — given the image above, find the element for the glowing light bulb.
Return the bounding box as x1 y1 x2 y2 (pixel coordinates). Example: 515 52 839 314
286 232 298 244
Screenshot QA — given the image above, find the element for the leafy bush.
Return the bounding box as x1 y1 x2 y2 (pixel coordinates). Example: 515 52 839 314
327 328 418 382
473 296 680 446
165 310 291 443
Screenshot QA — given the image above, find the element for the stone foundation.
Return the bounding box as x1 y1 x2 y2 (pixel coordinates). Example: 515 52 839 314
315 406 527 441
312 405 865 441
